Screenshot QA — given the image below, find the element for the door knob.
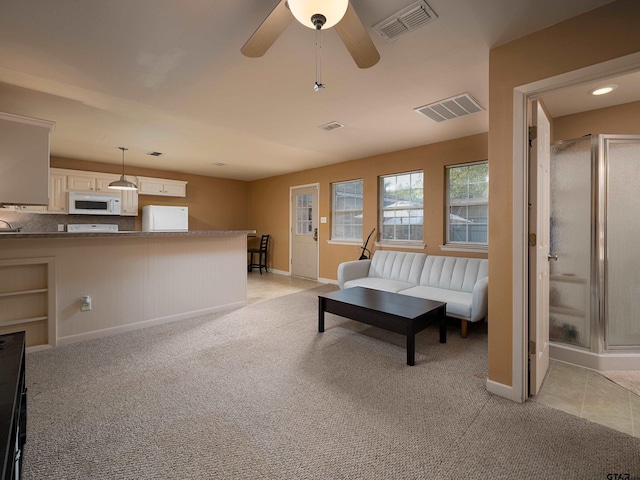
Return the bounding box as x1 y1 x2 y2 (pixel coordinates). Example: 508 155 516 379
548 253 558 261
313 227 318 241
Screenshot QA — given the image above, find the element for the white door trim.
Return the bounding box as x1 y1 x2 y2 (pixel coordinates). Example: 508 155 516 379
289 182 320 278
511 52 640 403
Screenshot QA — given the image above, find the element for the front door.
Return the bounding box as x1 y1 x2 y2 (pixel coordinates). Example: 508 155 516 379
528 99 551 396
291 185 319 279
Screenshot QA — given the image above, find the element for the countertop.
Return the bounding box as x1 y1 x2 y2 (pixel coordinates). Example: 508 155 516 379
0 230 256 239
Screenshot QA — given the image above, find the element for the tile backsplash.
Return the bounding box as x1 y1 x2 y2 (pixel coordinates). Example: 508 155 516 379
0 210 135 232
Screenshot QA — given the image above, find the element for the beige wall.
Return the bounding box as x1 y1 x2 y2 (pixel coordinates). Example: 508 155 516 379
248 133 488 280
488 0 640 387
51 156 250 231
553 100 640 141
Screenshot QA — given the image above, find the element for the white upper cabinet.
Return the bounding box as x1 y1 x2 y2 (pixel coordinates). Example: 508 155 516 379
47 172 67 213
120 176 139 216
0 112 55 206
137 176 187 197
67 172 119 192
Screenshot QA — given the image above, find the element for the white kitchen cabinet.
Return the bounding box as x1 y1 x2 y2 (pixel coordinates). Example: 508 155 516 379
137 176 187 197
47 172 67 213
96 174 120 192
120 176 139 216
0 112 55 206
66 173 95 192
67 172 119 192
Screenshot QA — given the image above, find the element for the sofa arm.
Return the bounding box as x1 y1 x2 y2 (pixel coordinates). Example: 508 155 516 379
337 259 372 289
471 276 489 322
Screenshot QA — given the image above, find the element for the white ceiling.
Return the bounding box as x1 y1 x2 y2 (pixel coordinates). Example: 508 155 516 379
0 0 631 181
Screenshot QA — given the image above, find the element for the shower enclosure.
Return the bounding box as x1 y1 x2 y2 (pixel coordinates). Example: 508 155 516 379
549 134 640 370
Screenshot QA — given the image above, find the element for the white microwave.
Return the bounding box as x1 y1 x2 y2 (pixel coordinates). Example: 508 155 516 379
68 191 121 215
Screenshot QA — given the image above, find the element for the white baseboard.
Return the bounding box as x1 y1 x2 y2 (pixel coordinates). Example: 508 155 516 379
56 301 246 346
26 344 53 354
263 268 290 276
486 378 523 403
318 277 338 285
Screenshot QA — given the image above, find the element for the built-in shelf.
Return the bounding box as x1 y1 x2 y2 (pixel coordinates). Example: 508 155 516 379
0 257 56 347
0 316 48 327
0 288 48 298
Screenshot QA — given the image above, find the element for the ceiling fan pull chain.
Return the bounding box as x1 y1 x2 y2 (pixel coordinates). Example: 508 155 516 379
314 27 324 91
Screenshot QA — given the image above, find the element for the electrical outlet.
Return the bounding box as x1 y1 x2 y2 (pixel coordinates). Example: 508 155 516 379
80 295 92 311
58 224 65 232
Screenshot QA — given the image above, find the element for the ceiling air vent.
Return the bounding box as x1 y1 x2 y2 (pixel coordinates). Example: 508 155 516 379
414 93 485 123
373 0 437 42
319 121 344 131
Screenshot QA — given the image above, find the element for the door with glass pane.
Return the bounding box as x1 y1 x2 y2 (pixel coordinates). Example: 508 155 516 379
291 185 318 279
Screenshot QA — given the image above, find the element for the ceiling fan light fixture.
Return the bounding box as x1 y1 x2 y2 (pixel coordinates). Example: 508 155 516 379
288 0 348 30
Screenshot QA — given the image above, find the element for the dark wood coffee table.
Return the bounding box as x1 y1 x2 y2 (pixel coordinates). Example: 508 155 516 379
318 287 446 366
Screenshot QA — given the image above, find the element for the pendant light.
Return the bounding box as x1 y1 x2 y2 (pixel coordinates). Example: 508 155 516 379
109 147 137 191
287 0 348 30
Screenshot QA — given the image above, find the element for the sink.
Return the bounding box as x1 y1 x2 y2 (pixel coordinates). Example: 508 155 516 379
0 220 21 232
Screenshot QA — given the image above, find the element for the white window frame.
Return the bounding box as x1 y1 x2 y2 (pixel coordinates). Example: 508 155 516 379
331 179 363 243
443 161 488 252
378 170 424 245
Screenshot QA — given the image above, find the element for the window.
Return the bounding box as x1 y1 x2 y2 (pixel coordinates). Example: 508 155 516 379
380 171 423 242
446 161 488 245
296 193 313 235
332 179 363 241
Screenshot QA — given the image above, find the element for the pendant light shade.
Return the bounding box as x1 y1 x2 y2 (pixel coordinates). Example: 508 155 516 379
288 0 348 30
109 147 137 191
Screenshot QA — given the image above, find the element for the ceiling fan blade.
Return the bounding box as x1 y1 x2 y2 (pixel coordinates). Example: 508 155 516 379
334 2 380 69
241 0 293 58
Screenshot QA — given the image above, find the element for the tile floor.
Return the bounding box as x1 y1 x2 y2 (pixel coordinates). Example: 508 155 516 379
247 270 324 305
533 359 640 438
247 271 640 438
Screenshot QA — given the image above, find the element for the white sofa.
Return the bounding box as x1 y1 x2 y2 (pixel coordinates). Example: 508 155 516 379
337 251 488 337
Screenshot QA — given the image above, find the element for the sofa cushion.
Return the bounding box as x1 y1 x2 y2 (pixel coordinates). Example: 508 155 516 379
344 277 415 293
369 251 426 285
399 286 473 320
419 256 488 293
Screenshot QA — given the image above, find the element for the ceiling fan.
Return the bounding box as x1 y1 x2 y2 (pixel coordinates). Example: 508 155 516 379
241 0 380 69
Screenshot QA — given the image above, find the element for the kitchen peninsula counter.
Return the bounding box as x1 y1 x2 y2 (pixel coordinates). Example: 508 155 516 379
0 230 255 348
0 229 254 239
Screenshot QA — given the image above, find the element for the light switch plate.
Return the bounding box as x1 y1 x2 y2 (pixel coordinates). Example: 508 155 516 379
320 217 327 223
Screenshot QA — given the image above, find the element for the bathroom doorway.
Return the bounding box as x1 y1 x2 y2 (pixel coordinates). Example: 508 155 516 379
549 134 640 367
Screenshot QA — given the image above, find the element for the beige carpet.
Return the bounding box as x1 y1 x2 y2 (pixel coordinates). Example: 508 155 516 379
601 371 640 397
22 285 640 479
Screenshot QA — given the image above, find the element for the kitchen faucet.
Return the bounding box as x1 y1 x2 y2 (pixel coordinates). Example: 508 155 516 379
0 219 22 232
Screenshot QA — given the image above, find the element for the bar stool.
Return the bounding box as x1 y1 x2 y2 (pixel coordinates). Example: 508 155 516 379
248 234 269 274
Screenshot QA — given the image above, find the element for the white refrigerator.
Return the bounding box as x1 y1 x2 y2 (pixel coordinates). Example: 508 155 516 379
142 205 189 232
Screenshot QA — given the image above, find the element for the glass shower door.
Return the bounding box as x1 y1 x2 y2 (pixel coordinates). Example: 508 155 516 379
549 137 592 348
604 136 640 348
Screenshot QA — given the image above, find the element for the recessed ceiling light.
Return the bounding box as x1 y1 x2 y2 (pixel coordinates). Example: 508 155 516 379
213 162 226 167
589 85 617 96
147 151 163 157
